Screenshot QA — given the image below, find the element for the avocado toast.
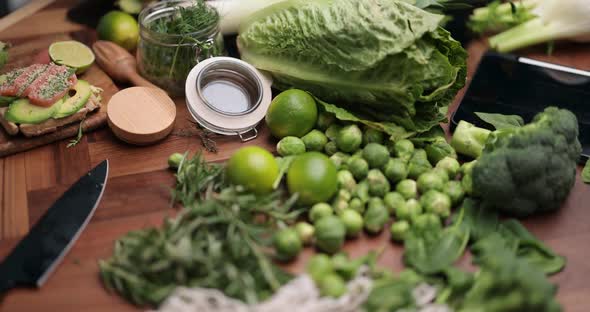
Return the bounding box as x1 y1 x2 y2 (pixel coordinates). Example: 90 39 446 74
0 63 102 137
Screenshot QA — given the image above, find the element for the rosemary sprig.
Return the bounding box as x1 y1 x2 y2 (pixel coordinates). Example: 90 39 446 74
67 119 84 148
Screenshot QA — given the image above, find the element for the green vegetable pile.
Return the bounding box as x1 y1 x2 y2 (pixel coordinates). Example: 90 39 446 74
451 107 581 217
238 0 467 137
99 154 298 306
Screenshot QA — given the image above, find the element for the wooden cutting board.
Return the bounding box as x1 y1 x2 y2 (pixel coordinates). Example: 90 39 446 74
0 34 118 157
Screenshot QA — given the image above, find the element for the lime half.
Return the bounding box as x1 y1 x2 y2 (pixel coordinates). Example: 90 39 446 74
49 41 95 74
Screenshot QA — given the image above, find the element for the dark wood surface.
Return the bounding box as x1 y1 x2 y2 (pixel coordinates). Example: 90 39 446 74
1 3 590 312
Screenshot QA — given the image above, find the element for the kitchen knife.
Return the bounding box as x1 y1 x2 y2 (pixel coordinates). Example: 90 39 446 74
0 160 109 294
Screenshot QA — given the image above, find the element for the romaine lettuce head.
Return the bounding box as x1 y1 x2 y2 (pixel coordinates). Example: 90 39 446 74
238 0 467 136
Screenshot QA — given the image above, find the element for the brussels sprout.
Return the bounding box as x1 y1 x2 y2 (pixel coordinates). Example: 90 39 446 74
336 189 352 202
277 136 306 156
404 198 423 219
325 124 342 141
316 111 336 131
461 173 473 196
168 152 184 169
392 139 415 161
435 156 461 179
273 228 302 261
425 139 457 165
339 209 364 237
384 192 405 215
337 170 357 193
444 180 465 206
352 149 363 159
362 127 385 145
335 124 363 153
324 141 339 156
420 190 452 218
396 179 418 199
363 143 390 169
347 157 369 180
315 216 346 254
349 198 365 214
367 169 391 197
417 171 445 193
332 199 349 215
390 220 411 242
309 202 333 223
364 199 389 234
368 197 385 210
431 167 450 184
330 152 350 170
383 158 408 183
295 222 315 245
412 213 442 233
460 160 477 176
354 181 370 203
408 149 433 179
302 130 328 152
306 254 333 282
318 273 347 298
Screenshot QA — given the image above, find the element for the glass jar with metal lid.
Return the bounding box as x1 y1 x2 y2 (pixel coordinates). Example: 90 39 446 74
137 0 224 96
185 57 273 142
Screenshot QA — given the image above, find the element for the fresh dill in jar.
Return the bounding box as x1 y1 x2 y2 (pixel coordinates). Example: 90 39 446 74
138 0 224 95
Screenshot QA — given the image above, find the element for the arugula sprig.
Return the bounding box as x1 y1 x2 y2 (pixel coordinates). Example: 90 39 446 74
66 119 84 148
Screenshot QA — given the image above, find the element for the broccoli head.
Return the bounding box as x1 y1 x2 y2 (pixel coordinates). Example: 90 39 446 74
470 107 581 217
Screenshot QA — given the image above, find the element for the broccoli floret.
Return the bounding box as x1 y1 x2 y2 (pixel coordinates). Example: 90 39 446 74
462 107 581 217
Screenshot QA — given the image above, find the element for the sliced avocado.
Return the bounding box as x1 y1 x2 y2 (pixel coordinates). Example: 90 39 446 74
5 98 63 124
0 95 15 107
54 80 91 119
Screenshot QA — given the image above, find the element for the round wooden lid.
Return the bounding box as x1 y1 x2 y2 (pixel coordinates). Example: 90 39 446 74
107 87 176 145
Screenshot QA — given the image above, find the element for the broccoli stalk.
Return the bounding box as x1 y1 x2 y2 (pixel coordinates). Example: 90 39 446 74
450 121 492 159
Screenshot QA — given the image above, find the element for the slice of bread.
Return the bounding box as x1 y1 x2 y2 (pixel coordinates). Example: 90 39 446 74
0 94 101 137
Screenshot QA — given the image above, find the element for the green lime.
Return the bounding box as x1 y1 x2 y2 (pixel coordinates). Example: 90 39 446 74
49 41 95 74
287 152 338 205
265 89 318 139
226 146 279 194
118 0 143 14
97 11 139 51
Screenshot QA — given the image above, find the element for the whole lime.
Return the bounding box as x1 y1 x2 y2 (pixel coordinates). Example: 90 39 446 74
265 89 318 139
273 228 302 261
226 146 279 194
97 11 139 51
287 152 338 205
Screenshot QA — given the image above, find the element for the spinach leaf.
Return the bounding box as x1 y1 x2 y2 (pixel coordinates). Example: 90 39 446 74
364 269 424 311
453 198 499 243
501 220 566 275
583 159 590 184
403 224 470 275
475 112 524 130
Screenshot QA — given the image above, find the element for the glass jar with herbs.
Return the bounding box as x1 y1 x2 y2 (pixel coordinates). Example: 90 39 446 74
137 0 224 95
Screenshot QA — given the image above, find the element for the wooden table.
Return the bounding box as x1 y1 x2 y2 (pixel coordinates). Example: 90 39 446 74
0 2 589 311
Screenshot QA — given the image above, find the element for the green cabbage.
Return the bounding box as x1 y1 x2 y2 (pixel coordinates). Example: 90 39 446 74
238 0 467 136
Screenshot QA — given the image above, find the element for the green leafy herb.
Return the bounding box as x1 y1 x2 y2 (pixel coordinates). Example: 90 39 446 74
66 119 84 148
403 215 470 275
582 159 590 184
100 153 300 307
139 0 223 94
273 156 294 189
475 111 524 129
454 198 499 242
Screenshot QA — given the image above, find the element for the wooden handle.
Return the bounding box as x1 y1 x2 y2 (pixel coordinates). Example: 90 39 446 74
127 73 161 90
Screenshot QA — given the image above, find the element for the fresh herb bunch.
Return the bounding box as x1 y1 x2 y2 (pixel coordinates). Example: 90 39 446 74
138 0 223 95
100 153 300 306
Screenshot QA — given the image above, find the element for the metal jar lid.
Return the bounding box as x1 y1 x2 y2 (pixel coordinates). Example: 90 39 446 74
185 57 272 142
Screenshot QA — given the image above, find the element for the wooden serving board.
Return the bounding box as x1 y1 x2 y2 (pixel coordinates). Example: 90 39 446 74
0 34 118 157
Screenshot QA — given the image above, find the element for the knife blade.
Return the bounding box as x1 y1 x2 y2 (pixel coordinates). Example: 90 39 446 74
0 160 109 293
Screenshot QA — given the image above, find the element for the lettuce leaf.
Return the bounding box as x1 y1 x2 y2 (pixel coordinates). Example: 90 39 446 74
238 0 467 134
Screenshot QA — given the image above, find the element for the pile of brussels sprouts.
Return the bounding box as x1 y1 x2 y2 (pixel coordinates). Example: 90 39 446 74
273 111 473 262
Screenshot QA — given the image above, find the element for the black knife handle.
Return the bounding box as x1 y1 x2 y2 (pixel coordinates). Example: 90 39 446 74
0 279 16 295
